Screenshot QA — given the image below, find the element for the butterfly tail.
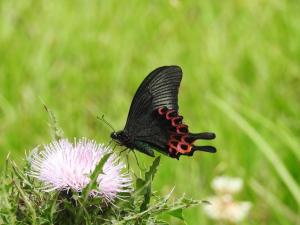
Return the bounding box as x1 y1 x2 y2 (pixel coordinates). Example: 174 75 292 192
189 132 216 140
191 145 217 154
188 132 216 155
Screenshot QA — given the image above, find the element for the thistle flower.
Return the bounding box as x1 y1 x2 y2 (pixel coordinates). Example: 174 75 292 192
29 138 132 202
203 176 252 223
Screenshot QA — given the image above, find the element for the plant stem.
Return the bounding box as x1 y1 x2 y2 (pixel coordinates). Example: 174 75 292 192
14 180 37 225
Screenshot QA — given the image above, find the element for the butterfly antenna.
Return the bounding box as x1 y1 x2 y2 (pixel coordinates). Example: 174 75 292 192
97 114 116 132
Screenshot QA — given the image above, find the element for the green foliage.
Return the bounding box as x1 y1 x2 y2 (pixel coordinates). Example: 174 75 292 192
0 156 202 225
1 0 300 224
140 156 160 211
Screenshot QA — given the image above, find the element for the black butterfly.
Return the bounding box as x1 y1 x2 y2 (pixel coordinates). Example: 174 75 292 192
111 65 216 159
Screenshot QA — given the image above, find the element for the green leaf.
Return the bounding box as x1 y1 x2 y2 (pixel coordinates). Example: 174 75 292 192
140 156 160 212
75 153 112 224
136 178 146 190
152 220 169 225
82 153 112 199
136 177 146 196
145 156 160 183
146 217 169 225
167 209 184 221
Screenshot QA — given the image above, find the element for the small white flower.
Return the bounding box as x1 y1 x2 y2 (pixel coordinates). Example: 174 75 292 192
29 138 132 203
212 176 243 195
204 194 252 223
204 176 252 223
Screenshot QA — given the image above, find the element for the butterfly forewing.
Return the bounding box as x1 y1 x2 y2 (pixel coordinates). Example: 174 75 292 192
124 66 182 136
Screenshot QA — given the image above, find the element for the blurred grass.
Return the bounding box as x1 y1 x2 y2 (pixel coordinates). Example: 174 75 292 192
0 0 300 224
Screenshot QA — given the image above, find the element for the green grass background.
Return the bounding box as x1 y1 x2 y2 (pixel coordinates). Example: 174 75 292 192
1 0 300 224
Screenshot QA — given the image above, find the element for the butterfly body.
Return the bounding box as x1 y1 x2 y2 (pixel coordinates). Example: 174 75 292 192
111 131 155 157
111 66 216 159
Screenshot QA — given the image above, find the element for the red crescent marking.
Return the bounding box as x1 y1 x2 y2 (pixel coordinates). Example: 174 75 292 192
158 107 193 155
158 107 167 115
176 124 188 134
166 110 177 120
171 116 183 126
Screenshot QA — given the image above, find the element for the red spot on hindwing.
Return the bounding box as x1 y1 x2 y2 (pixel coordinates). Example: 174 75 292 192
177 142 192 154
157 107 195 157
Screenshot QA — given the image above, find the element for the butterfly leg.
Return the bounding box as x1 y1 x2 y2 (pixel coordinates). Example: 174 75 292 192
119 147 128 155
117 147 129 162
131 150 146 171
107 139 114 147
112 143 118 151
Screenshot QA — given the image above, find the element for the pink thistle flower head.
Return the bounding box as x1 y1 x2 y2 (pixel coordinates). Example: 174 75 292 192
30 138 132 203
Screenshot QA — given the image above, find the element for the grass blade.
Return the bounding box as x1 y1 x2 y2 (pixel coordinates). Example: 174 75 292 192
210 95 300 206
250 179 300 224
242 107 300 161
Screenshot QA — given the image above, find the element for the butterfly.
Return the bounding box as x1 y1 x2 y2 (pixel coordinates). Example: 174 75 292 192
111 65 216 159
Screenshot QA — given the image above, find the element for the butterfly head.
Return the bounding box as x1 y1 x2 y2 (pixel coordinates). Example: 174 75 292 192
111 130 130 146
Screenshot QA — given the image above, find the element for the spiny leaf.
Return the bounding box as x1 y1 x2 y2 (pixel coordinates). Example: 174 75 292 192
140 156 160 212
151 220 169 225
75 153 112 225
14 180 37 225
145 156 160 182
82 153 112 199
167 208 185 221
10 160 33 188
136 178 146 194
